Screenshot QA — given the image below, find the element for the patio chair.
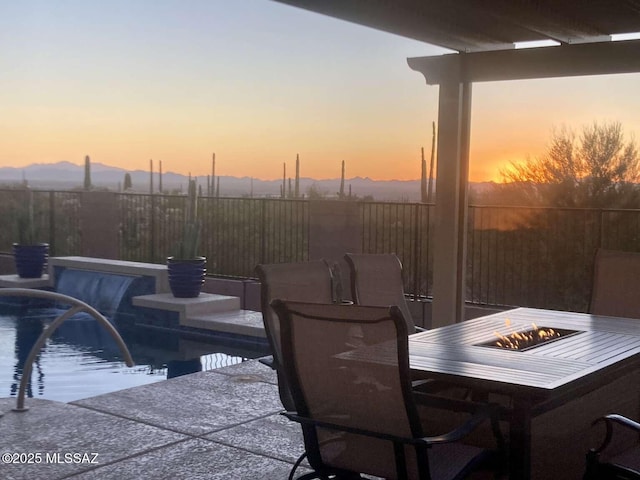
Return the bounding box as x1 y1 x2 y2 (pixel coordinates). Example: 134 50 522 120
272 299 502 480
344 253 421 332
345 252 478 401
590 249 640 318
255 260 334 411
584 414 640 480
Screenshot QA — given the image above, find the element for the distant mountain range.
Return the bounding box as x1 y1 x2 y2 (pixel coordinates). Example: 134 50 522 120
0 161 494 201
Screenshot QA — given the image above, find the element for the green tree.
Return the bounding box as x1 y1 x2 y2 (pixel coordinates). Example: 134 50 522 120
499 121 640 208
481 121 640 312
307 183 327 199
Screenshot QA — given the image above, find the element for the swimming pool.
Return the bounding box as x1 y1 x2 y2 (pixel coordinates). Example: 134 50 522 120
0 311 269 403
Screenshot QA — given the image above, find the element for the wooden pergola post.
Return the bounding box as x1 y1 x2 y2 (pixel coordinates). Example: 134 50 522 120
428 57 472 326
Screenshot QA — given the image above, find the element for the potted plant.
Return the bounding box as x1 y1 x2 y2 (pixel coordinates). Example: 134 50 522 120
13 189 49 279
167 179 206 298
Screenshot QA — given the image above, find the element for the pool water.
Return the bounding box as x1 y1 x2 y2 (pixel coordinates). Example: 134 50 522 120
0 313 268 403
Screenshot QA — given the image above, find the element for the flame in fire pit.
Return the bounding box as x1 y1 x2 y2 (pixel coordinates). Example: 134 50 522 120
493 322 561 350
476 319 582 351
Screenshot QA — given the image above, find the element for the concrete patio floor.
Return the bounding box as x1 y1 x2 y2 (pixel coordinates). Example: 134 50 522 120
0 360 309 480
1 359 505 480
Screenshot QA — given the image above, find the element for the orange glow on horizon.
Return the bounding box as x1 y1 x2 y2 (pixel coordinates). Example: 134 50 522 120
0 139 540 184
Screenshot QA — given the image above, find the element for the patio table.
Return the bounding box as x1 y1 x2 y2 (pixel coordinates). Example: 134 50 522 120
409 307 640 480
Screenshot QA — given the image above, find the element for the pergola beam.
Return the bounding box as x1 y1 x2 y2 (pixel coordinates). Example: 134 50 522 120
409 38 640 85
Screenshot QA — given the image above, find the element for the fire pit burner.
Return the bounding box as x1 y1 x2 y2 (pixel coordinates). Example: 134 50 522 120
476 326 583 351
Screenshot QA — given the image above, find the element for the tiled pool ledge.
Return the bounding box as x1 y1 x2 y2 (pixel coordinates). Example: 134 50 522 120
0 360 308 479
132 293 266 339
0 274 52 289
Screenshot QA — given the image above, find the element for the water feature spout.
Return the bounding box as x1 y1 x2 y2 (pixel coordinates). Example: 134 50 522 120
0 288 134 413
55 269 136 319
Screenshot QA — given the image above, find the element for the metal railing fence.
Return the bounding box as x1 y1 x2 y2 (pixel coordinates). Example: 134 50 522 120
117 194 309 277
360 202 434 300
360 203 640 312
467 205 640 312
0 189 81 256
3 187 640 312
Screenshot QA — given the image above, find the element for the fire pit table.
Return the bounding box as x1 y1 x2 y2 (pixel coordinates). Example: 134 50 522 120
409 307 640 480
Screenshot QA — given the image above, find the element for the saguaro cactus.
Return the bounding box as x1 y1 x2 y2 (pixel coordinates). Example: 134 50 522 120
123 173 132 191
83 155 92 190
176 178 200 259
427 121 436 203
421 147 427 203
149 159 154 194
339 160 345 199
295 154 300 198
211 153 216 196
282 162 286 199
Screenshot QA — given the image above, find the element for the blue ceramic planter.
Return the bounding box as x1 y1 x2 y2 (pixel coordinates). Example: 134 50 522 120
166 256 206 298
13 243 49 279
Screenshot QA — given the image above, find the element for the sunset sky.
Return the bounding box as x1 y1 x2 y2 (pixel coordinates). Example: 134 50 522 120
2 0 640 182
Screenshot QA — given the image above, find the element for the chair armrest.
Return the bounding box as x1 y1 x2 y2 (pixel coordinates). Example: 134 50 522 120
413 390 507 416
599 414 640 432
411 380 472 401
591 414 640 454
281 411 421 445
419 403 501 445
282 403 504 450
258 355 275 369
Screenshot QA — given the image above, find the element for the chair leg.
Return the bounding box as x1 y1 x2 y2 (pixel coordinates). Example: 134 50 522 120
289 452 310 480
583 450 605 480
293 470 363 480
294 473 324 480
288 453 364 480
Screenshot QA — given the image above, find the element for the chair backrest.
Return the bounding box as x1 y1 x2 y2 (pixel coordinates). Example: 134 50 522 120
345 253 416 332
272 300 425 479
255 261 334 410
590 249 640 318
